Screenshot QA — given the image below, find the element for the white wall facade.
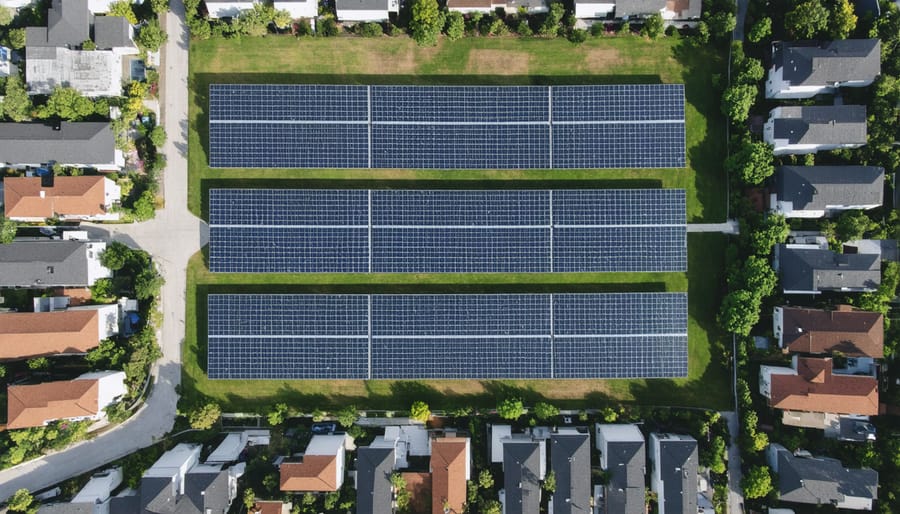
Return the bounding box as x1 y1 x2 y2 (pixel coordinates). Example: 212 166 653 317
85 241 114 285
78 370 126 414
336 8 391 21
275 0 318 18
649 433 664 514
207 1 256 18
574 1 614 18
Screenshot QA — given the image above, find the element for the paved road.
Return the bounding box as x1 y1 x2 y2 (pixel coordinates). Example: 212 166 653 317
687 220 740 234
733 0 749 41
722 411 744 514
0 2 199 501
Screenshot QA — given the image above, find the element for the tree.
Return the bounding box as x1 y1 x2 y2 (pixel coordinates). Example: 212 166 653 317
137 18 168 52
746 17 771 43
101 241 131 271
410 0 442 46
497 397 524 420
747 214 788 255
135 267 164 300
336 405 358 427
410 401 430 422
785 0 829 39
86 339 127 368
0 217 17 243
133 189 156 221
706 11 736 40
641 13 664 38
532 401 559 420
3 75 32 121
734 57 764 85
267 403 289 425
540 2 565 36
6 27 26 49
567 28 588 43
717 289 761 335
0 7 13 26
109 0 138 24
188 402 221 430
7 489 36 514
27 357 50 370
701 436 727 474
720 84 756 124
318 16 339 37
732 256 777 299
724 140 773 185
445 11 465 40
481 500 502 514
150 0 169 14
542 470 556 492
390 474 411 510
835 210 876 242
356 22 383 37
478 469 494 489
149 125 166 147
273 9 293 29
829 0 857 39
741 466 773 499
40 87 95 120
242 488 255 509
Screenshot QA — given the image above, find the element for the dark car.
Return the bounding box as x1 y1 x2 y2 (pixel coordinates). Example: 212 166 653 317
311 422 337 435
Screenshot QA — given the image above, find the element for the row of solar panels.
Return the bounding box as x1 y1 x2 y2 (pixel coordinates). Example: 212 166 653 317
207 293 688 380
208 189 687 273
208 84 686 169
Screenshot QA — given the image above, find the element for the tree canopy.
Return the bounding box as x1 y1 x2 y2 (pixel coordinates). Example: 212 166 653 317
829 0 857 39
188 402 221 430
720 84 756 124
410 401 431 422
746 17 771 43
410 0 442 46
497 397 524 420
640 13 664 39
741 466 773 499
724 140 774 185
109 0 138 24
785 0 829 38
137 17 168 52
3 75 32 121
532 401 559 420
717 289 761 336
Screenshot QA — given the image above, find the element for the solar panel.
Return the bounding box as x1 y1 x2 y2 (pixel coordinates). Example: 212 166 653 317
208 189 687 273
206 293 688 380
208 84 686 169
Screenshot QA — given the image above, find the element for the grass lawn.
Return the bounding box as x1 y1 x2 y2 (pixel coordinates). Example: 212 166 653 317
188 35 727 222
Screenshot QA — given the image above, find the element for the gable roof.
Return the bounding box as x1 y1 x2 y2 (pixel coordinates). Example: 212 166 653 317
780 305 884 358
550 433 591 514
503 441 542 514
615 0 701 19
93 15 133 50
0 123 116 166
182 468 231 514
5 176 111 220
654 434 698 514
26 0 90 48
775 166 884 212
774 39 881 86
772 106 867 145
774 446 878 505
778 245 880 293
600 435 645 514
281 456 339 492
769 357 879 415
251 502 286 514
356 447 395 514
7 378 98 429
0 240 104 288
335 0 391 11
0 309 102 360
431 437 469 514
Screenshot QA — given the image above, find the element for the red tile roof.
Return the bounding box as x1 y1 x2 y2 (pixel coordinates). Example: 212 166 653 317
431 438 468 514
280 456 339 492
781 305 883 358
4 176 110 219
0 310 101 360
7 379 99 429
770 357 878 415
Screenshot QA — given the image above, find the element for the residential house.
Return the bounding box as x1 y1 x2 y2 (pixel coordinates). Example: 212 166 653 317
765 39 881 99
574 0 701 20
549 430 591 514
38 467 123 514
356 446 396 514
251 502 293 514
0 239 112 288
6 370 126 429
204 0 256 18
776 244 881 294
5 176 122 222
431 437 470 514
0 122 123 171
280 434 348 492
0 46 15 77
763 105 867 156
596 424 645 514
274 0 319 19
88 0 142 13
774 305 884 358
368 424 431 469
447 0 547 15
767 443 878 510
771 166 884 218
0 304 119 360
0 0 32 7
335 0 398 22
649 433 698 514
25 0 138 97
501 437 545 514
759 356 879 429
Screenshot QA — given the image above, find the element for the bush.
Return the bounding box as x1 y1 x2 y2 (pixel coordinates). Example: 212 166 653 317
7 489 36 514
532 401 559 420
497 397 524 420
101 241 131 271
517 19 533 36
267 403 290 425
410 0 443 46
0 217 17 243
336 405 358 427
188 402 221 430
741 465 773 499
567 28 588 43
318 16 340 37
26 357 50 371
640 12 664 38
137 17 168 52
590 22 604 36
356 22 383 37
410 401 431 422
445 11 465 40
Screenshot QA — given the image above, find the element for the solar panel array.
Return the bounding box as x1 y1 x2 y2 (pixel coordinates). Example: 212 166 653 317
208 84 686 169
208 188 687 273
207 293 688 380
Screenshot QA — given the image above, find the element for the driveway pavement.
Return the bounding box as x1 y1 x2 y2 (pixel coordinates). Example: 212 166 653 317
722 411 745 514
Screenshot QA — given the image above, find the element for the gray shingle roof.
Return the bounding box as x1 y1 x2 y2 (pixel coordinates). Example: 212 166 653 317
604 440 645 514
778 245 881 293
615 0 700 19
141 476 176 513
93 16 133 50
109 495 140 514
37 504 95 514
772 106 867 145
776 448 878 505
181 470 230 514
550 433 592 514
0 122 116 167
504 441 542 514
775 39 880 87
656 435 697 514
27 0 90 48
0 240 95 287
356 447 395 514
776 165 884 212
336 0 390 11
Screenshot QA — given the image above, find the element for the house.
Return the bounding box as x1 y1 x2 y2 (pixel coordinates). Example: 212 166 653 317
25 0 138 97
763 106 867 156
549 430 591 514
6 370 125 429
0 239 112 288
574 0 700 20
5 176 122 222
204 0 256 18
38 467 123 514
759 356 879 429
596 424 645 514
774 305 884 358
777 244 880 294
280 434 348 492
767 443 878 510
771 166 884 218
0 46 15 77
335 0 398 22
0 304 119 360
502 438 545 514
274 0 319 19
0 122 122 171
356 446 395 514
251 502 292 514
765 40 881 99
206 430 271 464
447 0 547 14
431 437 470 514
649 433 697 514
368 424 431 469
88 0 141 13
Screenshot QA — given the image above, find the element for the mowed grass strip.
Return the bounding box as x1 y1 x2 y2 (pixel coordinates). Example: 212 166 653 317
188 35 727 222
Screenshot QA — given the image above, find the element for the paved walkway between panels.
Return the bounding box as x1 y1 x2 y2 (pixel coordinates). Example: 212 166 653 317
687 220 740 234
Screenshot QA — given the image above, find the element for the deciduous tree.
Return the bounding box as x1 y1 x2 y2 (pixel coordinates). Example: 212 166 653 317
410 0 442 46
497 397 524 420
188 402 221 430
785 0 829 38
746 17 771 42
720 84 756 124
410 401 431 422
741 466 773 499
724 140 773 184
829 0 857 39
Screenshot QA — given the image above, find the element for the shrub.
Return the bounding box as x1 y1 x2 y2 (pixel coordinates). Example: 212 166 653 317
497 397 524 420
188 402 221 430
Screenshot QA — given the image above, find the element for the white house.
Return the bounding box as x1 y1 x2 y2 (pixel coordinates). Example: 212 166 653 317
275 0 319 19
335 0 398 22
87 0 141 13
765 40 881 99
205 0 256 18
574 0 615 18
5 370 126 429
763 105 867 156
574 0 701 20
4 175 123 222
280 434 349 492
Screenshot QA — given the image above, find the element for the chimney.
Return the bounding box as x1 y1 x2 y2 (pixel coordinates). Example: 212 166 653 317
39 190 45 198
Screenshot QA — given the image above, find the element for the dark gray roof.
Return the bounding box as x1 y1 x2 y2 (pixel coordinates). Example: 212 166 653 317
141 476 177 513
779 245 881 293
603 440 645 514
615 0 700 19
336 0 390 11
37 504 95 514
93 16 133 50
774 39 880 86
0 240 94 287
550 433 592 514
776 166 884 212
180 470 231 514
356 447 395 514
0 122 116 166
27 0 90 48
655 436 697 514
109 495 141 514
772 106 867 145
776 448 878 505
504 441 542 514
